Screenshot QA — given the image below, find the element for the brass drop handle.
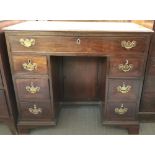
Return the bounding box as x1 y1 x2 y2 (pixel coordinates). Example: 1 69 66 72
19 38 35 47
22 59 37 71
118 59 133 72
26 82 40 94
117 82 131 94
29 104 42 115
121 40 136 50
76 38 81 45
114 104 128 115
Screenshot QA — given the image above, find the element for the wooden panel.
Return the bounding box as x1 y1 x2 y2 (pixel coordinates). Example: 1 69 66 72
0 71 3 87
15 78 50 102
147 58 155 76
9 35 147 54
140 76 155 112
106 102 136 121
50 56 62 113
0 90 9 118
12 55 48 74
107 79 141 102
19 101 52 121
140 25 155 114
63 57 100 101
109 56 145 77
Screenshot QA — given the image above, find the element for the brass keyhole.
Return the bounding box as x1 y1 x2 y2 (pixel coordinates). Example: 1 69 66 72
76 38 81 45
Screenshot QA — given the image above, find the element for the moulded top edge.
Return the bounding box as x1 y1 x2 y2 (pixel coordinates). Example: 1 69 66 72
3 21 154 33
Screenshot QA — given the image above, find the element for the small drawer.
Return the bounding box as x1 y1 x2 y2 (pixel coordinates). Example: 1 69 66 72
0 90 9 118
107 79 141 102
9 35 147 54
109 56 145 77
19 101 52 121
106 102 136 121
12 55 48 74
15 78 50 102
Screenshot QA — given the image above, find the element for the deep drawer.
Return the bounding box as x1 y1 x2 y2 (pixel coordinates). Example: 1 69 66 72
109 56 145 77
12 55 48 74
107 79 141 102
9 35 147 54
0 90 9 118
19 101 52 121
15 78 50 102
106 102 136 121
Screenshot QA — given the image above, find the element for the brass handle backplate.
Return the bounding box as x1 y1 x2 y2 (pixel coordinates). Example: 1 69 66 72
117 82 131 94
22 59 37 71
121 40 136 50
29 104 42 115
26 82 40 94
19 38 35 47
114 104 128 115
118 59 133 72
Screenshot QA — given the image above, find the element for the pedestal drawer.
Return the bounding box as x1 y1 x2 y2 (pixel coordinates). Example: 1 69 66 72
107 79 141 102
15 78 50 102
19 101 52 121
106 102 136 121
109 56 145 77
0 90 9 118
9 35 147 54
12 55 48 74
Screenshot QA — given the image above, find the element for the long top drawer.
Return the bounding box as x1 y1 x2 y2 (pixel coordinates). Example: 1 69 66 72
8 35 148 54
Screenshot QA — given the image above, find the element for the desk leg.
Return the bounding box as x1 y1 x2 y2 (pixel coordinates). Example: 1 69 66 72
120 124 139 134
127 125 139 135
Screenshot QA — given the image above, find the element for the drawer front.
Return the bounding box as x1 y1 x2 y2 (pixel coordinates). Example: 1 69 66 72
107 79 141 102
12 55 48 74
15 78 50 101
109 56 145 77
106 102 136 121
19 101 52 120
0 90 9 118
9 36 147 54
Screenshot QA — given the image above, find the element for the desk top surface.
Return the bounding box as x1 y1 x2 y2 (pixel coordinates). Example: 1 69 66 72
3 21 153 32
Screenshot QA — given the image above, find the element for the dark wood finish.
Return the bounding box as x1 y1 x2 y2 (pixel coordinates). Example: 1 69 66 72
0 90 9 117
9 35 147 54
50 56 62 118
127 125 139 134
107 79 141 102
121 124 140 134
106 102 136 121
139 21 155 120
140 76 155 112
63 57 104 101
15 78 50 101
4 21 152 134
0 71 2 87
12 55 48 74
19 101 53 121
109 56 145 77
50 56 107 103
0 21 24 134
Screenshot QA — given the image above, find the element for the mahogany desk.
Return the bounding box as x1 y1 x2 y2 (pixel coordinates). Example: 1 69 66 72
4 21 153 134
